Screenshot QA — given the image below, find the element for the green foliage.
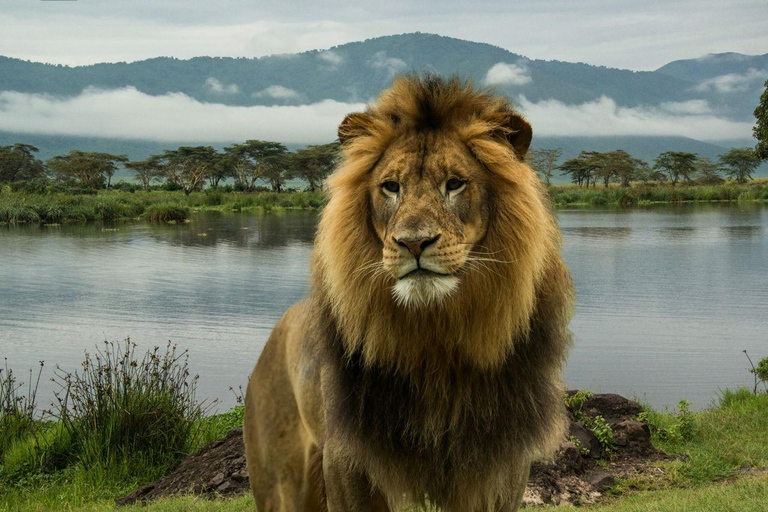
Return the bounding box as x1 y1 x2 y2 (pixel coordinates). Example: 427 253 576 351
26 340 209 476
639 400 695 444
0 361 42 460
564 390 594 422
586 415 615 458
719 147 762 183
754 78 768 160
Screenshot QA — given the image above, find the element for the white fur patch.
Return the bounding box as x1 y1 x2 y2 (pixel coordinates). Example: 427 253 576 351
392 274 459 308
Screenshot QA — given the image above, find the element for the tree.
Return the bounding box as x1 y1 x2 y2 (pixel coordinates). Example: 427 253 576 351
159 146 219 195
754 78 768 160
528 148 562 186
719 147 761 183
558 153 594 187
47 151 127 189
125 157 165 190
653 151 697 186
207 152 236 188
602 150 646 187
290 142 341 191
0 143 47 183
224 140 289 192
694 156 723 184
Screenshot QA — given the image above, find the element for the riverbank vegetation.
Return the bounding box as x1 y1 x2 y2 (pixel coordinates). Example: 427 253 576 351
2 344 767 511
1 140 767 225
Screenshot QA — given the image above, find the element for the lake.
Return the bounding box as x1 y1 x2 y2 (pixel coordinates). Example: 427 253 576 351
1 203 766 412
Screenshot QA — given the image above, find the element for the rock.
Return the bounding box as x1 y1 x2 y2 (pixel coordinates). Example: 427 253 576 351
586 470 616 491
581 393 644 424
569 421 601 458
612 420 654 455
554 442 585 473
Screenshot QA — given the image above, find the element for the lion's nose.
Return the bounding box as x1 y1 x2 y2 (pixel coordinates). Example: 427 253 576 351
394 235 440 259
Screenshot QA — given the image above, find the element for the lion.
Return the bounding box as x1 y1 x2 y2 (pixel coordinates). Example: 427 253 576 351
243 74 574 512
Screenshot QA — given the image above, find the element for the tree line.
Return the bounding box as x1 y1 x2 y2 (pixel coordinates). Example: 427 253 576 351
528 147 763 187
0 141 341 195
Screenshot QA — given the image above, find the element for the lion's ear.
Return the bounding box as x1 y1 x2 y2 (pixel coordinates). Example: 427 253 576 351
338 112 374 145
502 113 533 160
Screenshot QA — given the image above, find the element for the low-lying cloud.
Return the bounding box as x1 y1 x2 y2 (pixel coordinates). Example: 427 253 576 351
484 62 532 86
0 87 753 144
318 50 344 67
369 51 407 77
253 85 300 100
0 87 365 144
516 95 753 141
694 68 768 93
204 77 239 95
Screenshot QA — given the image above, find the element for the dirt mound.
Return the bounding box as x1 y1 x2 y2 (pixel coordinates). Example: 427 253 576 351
117 393 668 507
116 429 250 506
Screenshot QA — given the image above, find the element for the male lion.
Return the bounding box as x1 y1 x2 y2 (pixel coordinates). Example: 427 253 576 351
243 74 573 512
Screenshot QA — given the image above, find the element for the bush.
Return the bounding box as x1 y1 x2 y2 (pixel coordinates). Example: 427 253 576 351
142 202 189 223
44 340 207 474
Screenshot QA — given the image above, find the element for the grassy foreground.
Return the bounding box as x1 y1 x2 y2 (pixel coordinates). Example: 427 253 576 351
2 389 766 512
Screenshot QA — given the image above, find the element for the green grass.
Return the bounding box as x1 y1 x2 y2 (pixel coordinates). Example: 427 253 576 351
2 388 766 511
0 189 326 225
550 179 768 207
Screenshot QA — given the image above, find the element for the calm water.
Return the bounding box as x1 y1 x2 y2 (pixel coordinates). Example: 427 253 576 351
1 204 766 411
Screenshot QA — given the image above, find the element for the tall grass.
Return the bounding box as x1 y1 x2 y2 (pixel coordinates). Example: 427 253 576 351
0 361 43 459
2 341 209 480
142 203 190 223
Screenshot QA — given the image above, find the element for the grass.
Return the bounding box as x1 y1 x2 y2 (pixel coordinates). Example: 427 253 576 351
550 179 768 207
2 381 766 512
0 189 326 225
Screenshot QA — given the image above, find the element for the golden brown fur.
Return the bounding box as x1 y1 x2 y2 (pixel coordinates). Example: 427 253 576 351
244 74 574 512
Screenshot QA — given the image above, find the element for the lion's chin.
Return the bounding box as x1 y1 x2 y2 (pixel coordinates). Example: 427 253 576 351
392 273 459 308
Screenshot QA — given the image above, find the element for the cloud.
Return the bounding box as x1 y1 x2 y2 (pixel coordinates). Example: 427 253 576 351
369 51 407 77
516 95 753 141
318 50 344 67
658 99 713 115
484 62 532 86
205 77 239 95
694 68 768 93
0 87 365 144
253 85 300 100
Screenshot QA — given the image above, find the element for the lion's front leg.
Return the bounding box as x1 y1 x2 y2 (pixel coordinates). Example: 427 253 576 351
323 440 390 512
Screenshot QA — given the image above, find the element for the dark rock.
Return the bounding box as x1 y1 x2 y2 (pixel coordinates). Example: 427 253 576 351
569 421 601 458
582 394 644 424
554 442 585 474
613 420 654 455
586 470 616 491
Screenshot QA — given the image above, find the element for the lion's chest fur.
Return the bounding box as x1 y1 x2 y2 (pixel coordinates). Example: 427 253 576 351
325 332 564 500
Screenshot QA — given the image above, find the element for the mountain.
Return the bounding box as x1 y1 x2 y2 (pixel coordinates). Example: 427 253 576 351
0 33 752 114
1 32 765 177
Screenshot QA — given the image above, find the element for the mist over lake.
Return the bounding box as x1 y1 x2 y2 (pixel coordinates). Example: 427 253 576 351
1 204 766 411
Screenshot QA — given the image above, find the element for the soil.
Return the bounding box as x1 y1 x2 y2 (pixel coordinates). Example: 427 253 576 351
117 392 670 507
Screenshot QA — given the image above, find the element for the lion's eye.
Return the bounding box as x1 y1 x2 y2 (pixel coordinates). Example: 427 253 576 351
382 181 400 194
446 177 466 192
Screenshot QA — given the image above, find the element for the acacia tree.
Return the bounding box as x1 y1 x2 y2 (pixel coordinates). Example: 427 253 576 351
558 154 594 187
603 150 647 187
224 140 288 191
719 147 761 183
754 78 768 160
653 151 697 186
47 151 127 189
528 148 562 186
290 142 341 191
160 146 218 195
694 156 723 184
0 143 46 183
125 157 165 190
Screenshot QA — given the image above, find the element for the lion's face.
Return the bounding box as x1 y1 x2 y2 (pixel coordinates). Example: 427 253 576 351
368 131 491 307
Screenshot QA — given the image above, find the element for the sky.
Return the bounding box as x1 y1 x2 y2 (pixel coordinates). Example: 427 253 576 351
1 0 766 70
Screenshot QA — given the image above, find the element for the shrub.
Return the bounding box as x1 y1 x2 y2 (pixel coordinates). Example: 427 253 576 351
45 340 207 474
639 399 695 443
142 202 189 223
